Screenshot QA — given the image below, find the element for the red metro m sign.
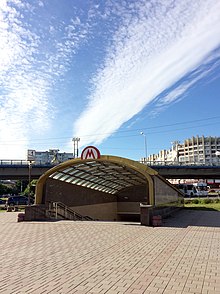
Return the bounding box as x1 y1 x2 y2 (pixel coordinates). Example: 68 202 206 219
81 146 101 160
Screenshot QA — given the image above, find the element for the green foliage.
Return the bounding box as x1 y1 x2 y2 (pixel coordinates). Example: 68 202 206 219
0 182 20 195
184 197 220 205
201 198 213 204
0 183 9 195
184 198 220 211
23 180 37 197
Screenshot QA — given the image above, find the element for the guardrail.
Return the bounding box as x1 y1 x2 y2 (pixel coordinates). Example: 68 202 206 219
140 160 220 167
0 160 55 166
0 159 220 167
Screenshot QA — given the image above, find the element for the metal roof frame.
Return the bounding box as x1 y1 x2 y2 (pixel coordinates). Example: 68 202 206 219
35 155 158 205
48 161 147 194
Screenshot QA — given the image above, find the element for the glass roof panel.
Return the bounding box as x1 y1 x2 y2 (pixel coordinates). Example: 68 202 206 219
63 167 75 173
49 160 146 194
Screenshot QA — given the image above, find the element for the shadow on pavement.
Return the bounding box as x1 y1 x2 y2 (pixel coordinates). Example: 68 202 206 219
183 207 217 211
162 208 220 228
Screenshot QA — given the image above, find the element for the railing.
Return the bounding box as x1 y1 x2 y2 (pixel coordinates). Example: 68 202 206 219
140 160 220 167
0 160 55 166
47 201 96 221
0 159 220 167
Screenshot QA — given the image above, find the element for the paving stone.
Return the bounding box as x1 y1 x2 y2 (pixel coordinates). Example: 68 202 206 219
0 210 220 293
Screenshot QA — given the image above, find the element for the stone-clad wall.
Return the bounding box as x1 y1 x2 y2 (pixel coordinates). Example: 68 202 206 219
116 185 148 221
29 177 183 222
45 179 149 221
154 176 183 207
45 178 118 220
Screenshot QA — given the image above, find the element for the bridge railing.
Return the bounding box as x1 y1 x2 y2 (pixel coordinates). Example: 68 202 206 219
0 160 55 166
0 159 220 167
140 160 220 167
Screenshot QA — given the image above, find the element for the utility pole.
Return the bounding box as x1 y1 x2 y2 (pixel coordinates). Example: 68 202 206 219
72 137 80 158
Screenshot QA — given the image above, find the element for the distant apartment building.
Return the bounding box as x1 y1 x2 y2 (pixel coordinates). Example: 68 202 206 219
27 149 74 165
143 136 220 165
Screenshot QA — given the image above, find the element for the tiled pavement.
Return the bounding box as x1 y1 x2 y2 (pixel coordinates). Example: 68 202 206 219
0 209 220 294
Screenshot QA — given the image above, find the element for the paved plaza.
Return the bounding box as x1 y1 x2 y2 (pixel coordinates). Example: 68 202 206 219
0 209 220 294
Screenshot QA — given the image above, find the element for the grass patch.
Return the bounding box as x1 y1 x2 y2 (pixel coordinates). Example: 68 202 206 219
184 200 220 211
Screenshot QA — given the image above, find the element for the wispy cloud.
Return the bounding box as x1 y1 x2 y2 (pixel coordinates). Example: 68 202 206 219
0 0 92 158
151 56 220 115
0 0 220 158
73 0 220 146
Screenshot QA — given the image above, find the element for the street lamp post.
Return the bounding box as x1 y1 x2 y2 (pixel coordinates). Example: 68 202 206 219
28 161 33 206
140 132 147 163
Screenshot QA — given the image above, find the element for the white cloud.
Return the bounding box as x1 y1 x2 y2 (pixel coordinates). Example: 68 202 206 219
160 55 220 106
0 1 92 158
73 0 220 147
1 0 220 159
38 1 44 7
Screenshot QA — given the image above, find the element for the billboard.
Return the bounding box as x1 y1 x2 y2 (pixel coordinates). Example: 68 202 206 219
27 149 36 161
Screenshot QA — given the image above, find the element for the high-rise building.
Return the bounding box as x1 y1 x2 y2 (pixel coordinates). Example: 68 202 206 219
142 136 220 165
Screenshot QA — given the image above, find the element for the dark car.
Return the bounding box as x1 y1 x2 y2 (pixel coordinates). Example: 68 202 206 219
0 199 6 209
6 196 29 207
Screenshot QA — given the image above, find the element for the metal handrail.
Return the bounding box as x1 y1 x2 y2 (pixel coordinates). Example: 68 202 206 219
48 201 95 221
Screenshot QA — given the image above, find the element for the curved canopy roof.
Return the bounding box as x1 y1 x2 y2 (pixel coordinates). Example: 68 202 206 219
35 155 158 204
49 160 148 194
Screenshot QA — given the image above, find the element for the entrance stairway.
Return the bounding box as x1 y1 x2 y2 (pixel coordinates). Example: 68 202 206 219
47 201 96 221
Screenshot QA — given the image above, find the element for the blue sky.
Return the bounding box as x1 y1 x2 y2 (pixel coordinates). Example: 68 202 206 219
0 0 220 160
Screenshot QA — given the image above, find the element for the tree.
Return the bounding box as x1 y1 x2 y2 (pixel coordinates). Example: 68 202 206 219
0 183 9 195
23 179 37 198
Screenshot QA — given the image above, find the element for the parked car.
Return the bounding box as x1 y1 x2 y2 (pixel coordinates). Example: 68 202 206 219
0 199 6 209
6 196 31 207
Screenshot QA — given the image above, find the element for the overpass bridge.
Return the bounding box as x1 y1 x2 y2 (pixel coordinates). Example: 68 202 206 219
0 160 220 180
0 160 53 180
148 163 220 179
